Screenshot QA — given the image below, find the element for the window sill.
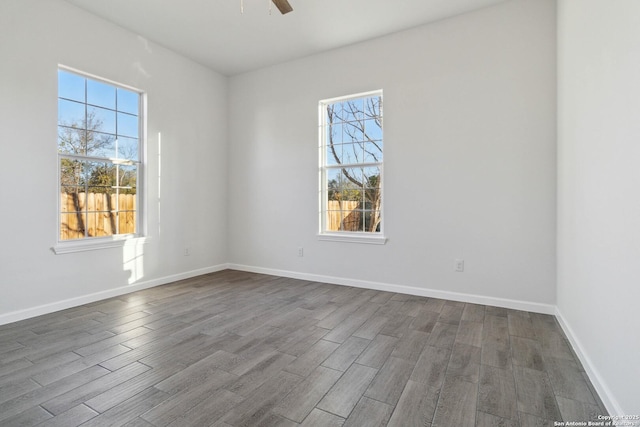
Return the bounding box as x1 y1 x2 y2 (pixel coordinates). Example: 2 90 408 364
317 233 387 245
52 236 148 255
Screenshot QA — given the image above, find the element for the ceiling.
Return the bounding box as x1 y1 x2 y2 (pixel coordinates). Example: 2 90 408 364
62 0 510 76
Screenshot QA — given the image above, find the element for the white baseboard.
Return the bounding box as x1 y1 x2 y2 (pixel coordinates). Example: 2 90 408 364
231 263 631 417
2 262 628 421
227 263 556 315
0 263 555 325
0 263 230 326
555 308 626 419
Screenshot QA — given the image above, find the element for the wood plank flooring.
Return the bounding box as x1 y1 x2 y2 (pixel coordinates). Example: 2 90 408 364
0 270 608 426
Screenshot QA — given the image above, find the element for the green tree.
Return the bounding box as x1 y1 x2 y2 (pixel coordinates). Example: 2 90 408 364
59 111 130 237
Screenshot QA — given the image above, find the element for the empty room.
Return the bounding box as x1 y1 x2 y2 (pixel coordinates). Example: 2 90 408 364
0 0 638 425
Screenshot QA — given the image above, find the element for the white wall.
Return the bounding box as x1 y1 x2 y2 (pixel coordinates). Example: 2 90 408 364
557 0 640 415
228 0 557 309
2 0 635 415
0 0 228 322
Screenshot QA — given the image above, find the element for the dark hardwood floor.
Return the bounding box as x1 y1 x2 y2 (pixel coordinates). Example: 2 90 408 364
0 270 607 426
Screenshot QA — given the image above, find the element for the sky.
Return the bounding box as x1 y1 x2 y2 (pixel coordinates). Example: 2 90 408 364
58 69 140 161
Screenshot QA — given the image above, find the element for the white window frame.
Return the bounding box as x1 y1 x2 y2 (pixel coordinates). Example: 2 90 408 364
53 66 147 254
318 90 386 245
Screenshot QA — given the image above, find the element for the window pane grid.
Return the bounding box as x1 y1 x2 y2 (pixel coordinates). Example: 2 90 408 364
58 68 141 242
59 96 138 119
320 91 383 235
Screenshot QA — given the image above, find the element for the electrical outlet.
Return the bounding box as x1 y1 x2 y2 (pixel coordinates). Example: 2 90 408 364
297 247 304 257
454 259 464 272
184 248 191 256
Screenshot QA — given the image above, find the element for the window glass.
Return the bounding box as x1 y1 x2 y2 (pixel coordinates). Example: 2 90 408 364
58 68 142 242
320 91 383 234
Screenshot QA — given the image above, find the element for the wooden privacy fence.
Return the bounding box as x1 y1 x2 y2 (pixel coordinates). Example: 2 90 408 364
60 192 136 240
327 201 361 231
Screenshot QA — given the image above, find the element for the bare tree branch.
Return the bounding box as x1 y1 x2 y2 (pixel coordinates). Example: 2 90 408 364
325 97 383 232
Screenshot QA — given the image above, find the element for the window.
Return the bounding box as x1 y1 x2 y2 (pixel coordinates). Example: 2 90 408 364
319 90 385 243
57 68 143 248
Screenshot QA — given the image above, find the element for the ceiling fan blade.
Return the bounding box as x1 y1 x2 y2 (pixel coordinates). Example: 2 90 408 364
272 0 293 14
